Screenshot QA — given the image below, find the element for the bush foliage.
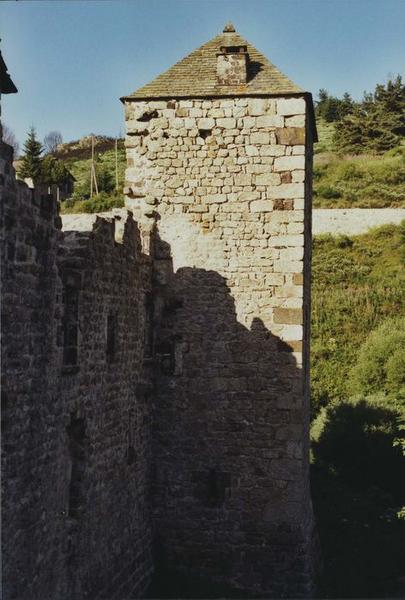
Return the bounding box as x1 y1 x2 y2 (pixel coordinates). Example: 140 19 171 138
311 224 405 597
349 317 405 399
313 147 405 208
311 222 405 416
311 394 405 597
60 191 124 214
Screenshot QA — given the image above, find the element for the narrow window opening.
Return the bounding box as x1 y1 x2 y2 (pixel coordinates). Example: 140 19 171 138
126 446 136 466
63 286 79 366
67 414 86 519
144 293 154 358
207 469 231 507
156 340 175 375
106 312 117 363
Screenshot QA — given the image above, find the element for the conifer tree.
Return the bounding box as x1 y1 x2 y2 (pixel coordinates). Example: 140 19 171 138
19 127 43 182
334 76 405 154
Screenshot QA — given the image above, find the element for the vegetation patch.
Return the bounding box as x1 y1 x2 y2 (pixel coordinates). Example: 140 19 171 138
313 146 405 208
311 224 405 597
61 144 127 213
311 222 405 414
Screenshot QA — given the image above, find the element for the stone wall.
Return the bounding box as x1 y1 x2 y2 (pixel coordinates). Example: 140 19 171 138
2 89 318 598
1 140 65 598
1 140 154 599
124 95 317 596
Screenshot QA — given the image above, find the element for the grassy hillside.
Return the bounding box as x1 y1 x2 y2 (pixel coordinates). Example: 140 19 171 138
314 119 336 154
311 222 405 598
311 222 405 415
314 119 405 208
65 146 126 192
58 137 126 214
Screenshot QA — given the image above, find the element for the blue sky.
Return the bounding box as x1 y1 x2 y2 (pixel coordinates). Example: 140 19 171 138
1 0 404 147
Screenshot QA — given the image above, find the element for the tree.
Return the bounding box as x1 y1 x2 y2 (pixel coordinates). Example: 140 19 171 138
96 161 114 193
18 127 43 183
2 124 19 156
40 155 72 184
43 130 62 154
316 89 355 123
335 76 405 154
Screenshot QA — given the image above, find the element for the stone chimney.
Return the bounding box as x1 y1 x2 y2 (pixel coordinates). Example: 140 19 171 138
216 22 248 85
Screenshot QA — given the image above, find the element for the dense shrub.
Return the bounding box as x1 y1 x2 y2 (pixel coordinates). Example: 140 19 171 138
311 394 405 597
312 394 405 494
61 192 124 214
348 317 405 399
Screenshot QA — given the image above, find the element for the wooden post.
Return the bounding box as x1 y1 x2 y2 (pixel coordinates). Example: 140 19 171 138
115 138 119 191
90 135 98 198
90 136 94 198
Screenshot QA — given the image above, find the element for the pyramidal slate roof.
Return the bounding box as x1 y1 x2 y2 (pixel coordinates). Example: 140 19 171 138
122 24 304 101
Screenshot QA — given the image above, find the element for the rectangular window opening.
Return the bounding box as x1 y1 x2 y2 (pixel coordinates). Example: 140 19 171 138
63 286 79 367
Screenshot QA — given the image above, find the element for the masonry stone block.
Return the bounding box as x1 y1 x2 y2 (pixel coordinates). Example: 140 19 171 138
274 156 305 171
286 114 306 127
277 97 306 115
256 173 282 186
275 127 306 145
268 182 305 199
250 199 274 212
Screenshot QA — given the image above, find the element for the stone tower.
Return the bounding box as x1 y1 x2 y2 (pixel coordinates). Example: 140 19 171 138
122 23 318 597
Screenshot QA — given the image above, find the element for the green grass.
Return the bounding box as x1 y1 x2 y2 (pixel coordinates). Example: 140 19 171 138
313 119 405 208
66 147 126 195
314 119 336 154
311 223 405 598
311 222 405 416
59 193 125 214
313 149 405 208
60 145 127 213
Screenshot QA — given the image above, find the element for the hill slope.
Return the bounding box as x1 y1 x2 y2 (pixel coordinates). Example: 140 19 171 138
314 120 405 208
311 221 405 414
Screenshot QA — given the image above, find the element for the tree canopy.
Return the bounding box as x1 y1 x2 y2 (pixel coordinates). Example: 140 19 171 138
317 76 405 154
40 155 73 185
19 127 43 183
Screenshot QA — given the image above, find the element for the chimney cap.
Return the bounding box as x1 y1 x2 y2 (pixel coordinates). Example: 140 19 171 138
223 22 236 33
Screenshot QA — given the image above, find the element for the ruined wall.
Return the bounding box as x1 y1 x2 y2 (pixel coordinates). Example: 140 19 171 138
124 95 316 596
1 140 154 599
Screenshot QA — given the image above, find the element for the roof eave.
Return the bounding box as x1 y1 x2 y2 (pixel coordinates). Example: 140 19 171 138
120 89 305 103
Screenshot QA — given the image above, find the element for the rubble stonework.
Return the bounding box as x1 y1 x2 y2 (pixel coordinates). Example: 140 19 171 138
1 142 154 598
121 23 318 597
1 23 319 599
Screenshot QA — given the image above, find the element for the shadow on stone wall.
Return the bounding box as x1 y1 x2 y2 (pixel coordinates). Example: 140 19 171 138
1 205 315 599
149 231 314 598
